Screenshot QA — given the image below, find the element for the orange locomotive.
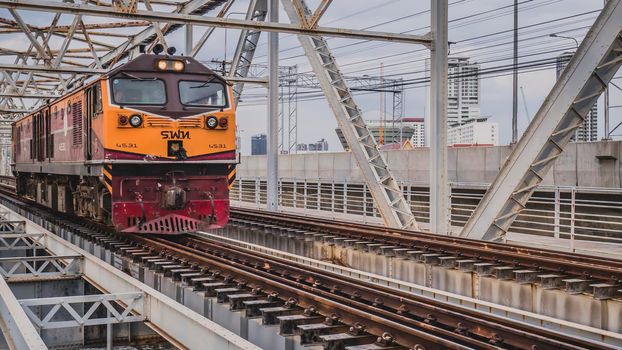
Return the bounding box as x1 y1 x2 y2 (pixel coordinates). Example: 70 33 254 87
12 53 237 234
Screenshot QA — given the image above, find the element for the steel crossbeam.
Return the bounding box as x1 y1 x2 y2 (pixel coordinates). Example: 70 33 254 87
282 0 419 230
0 233 45 250
0 255 82 280
19 292 145 329
0 220 26 233
461 0 622 241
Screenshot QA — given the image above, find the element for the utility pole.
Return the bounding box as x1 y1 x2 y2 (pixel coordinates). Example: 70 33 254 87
430 0 449 235
379 62 385 145
603 0 611 140
511 0 518 144
267 0 278 211
604 86 610 139
185 24 192 56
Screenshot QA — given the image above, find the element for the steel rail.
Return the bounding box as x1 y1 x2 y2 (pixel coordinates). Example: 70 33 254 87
132 234 600 350
131 235 472 350
230 207 622 285
0 175 620 284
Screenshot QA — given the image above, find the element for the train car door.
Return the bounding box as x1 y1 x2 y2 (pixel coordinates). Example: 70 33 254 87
85 85 100 160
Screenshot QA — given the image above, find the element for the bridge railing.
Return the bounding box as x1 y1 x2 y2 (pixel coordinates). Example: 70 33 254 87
230 177 622 247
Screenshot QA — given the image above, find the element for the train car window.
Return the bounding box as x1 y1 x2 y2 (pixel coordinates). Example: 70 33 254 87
179 80 227 107
94 84 102 113
111 78 166 105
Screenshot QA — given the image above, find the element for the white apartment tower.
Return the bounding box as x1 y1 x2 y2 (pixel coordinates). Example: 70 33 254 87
448 57 481 126
447 117 499 146
556 52 598 142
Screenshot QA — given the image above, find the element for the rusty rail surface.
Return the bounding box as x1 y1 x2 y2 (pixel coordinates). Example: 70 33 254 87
231 207 622 288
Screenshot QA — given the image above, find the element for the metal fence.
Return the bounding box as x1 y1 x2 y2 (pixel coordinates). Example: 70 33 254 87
230 177 622 245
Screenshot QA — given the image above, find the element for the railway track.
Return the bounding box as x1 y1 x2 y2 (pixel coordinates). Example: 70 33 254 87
0 176 616 349
229 207 622 299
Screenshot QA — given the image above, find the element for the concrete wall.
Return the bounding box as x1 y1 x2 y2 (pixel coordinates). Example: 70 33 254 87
238 140 622 188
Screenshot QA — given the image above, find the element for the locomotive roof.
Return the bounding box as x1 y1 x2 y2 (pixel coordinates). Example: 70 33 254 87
107 54 227 84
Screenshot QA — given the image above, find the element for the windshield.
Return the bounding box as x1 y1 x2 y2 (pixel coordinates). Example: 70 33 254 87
111 78 166 105
179 81 227 107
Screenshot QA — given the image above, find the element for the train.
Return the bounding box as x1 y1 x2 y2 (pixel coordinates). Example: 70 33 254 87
11 50 237 234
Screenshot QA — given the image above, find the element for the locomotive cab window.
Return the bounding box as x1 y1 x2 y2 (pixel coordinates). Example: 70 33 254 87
111 78 166 105
179 80 227 107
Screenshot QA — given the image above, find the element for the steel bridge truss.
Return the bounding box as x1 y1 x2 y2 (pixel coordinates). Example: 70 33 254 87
0 255 82 281
461 0 622 241
20 292 146 329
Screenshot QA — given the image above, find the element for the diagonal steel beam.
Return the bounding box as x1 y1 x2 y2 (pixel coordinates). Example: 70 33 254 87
307 0 331 28
79 19 103 68
227 0 267 104
97 0 224 68
7 9 50 61
143 0 169 50
189 0 234 57
282 0 419 230
460 0 622 241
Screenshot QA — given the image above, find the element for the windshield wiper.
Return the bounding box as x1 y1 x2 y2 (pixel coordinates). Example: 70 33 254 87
190 77 216 88
122 72 156 81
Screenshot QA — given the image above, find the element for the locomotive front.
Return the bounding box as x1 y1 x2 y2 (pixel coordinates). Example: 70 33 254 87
102 54 237 234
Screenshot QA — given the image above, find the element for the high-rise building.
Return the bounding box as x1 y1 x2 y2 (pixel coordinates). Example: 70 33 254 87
296 139 329 153
447 117 498 146
408 118 426 147
309 138 329 151
556 52 598 142
335 117 425 150
424 57 481 146
251 134 267 155
448 57 481 126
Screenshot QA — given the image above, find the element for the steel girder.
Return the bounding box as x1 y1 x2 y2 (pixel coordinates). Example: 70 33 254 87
282 0 419 230
460 0 622 241
0 0 432 44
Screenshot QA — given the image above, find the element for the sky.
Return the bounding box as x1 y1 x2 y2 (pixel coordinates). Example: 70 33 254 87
204 0 617 155
1 0 619 155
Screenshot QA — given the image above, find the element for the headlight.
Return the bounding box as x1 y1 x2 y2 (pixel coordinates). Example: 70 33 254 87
118 115 128 126
129 114 143 127
218 117 228 127
155 59 184 72
173 61 184 71
206 116 218 129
